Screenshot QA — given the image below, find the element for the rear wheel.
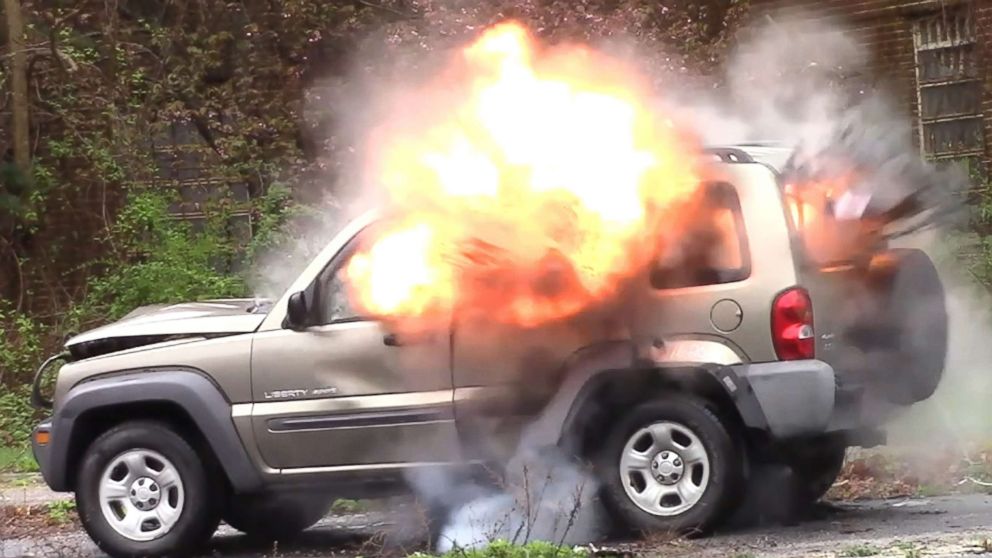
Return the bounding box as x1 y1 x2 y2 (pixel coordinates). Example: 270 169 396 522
789 443 847 503
223 493 332 541
76 421 221 558
597 396 744 535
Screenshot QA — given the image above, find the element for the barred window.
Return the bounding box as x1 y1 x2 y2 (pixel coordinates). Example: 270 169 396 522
912 5 986 171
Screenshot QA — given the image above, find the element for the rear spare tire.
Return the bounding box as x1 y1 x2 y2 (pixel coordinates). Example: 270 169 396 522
846 248 947 405
596 395 744 536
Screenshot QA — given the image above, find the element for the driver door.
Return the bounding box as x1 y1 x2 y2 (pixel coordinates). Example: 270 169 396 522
250 228 460 470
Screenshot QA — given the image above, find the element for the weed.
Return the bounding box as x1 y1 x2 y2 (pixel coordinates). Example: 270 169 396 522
331 498 367 514
841 544 881 557
45 499 76 524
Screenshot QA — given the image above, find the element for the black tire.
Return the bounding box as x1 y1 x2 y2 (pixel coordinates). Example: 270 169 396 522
596 395 744 536
76 421 222 558
846 249 947 404
223 493 331 541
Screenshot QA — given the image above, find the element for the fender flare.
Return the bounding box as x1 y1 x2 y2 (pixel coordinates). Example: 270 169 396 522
516 339 769 452
42 369 262 493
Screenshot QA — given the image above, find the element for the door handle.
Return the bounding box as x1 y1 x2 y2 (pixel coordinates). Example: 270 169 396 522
383 332 436 346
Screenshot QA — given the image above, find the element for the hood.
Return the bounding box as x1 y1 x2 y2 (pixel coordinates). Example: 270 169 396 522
66 298 271 360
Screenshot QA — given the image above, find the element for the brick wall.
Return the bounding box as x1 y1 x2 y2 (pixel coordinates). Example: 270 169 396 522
750 0 991 173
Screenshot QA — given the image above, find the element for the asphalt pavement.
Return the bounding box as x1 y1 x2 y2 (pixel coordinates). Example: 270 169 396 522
4 488 992 558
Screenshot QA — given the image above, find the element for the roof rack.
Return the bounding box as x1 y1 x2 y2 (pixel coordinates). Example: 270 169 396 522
704 147 755 164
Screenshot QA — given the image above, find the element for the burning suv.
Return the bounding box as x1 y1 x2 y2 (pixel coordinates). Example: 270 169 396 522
29 144 947 558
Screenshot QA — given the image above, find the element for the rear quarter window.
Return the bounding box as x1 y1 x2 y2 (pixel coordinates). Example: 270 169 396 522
651 182 751 289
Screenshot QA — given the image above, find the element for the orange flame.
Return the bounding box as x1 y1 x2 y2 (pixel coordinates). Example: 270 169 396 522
346 22 704 327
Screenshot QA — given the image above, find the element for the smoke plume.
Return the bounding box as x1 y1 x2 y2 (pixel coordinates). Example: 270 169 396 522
675 13 964 234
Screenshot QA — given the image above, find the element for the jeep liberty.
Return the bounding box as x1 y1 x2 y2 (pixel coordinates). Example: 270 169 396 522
29 144 948 558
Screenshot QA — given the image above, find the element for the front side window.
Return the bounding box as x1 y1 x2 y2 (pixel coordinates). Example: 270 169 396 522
318 259 361 324
651 182 750 289
312 230 373 325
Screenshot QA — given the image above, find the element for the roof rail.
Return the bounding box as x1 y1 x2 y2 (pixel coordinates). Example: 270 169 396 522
704 147 755 164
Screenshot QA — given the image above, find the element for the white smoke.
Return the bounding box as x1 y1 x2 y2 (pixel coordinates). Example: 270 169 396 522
431 448 604 552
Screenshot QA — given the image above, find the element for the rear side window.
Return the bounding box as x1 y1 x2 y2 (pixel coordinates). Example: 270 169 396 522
651 182 750 289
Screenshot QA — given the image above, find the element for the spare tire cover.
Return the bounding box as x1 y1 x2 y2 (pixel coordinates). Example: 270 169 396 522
843 248 948 405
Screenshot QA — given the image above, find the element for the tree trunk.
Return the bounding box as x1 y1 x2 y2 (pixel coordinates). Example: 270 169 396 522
4 0 30 173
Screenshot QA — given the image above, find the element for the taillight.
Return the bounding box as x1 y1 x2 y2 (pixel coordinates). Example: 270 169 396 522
772 287 814 360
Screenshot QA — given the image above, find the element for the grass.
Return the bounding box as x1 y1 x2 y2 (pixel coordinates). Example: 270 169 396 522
841 544 881 557
411 540 589 558
0 444 38 474
893 542 922 558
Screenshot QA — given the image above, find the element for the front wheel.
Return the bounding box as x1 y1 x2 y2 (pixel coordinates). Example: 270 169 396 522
76 421 221 558
596 396 744 535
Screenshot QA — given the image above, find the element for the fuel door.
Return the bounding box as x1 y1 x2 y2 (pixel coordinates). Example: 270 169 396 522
710 299 743 332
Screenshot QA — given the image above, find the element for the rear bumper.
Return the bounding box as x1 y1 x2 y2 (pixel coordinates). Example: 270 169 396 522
732 359 848 439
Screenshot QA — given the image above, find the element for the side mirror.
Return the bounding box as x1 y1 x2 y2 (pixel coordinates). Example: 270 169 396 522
284 291 310 330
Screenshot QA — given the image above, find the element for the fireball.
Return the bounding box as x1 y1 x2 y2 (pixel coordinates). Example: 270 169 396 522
345 22 704 327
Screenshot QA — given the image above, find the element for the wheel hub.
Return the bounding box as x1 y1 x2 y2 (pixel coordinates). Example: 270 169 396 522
650 450 684 485
128 477 161 511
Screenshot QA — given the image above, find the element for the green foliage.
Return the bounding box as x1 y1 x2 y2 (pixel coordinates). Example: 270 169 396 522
0 301 44 384
0 444 39 474
412 541 589 558
46 499 77 524
0 302 45 449
0 386 35 447
841 544 880 557
85 190 248 321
